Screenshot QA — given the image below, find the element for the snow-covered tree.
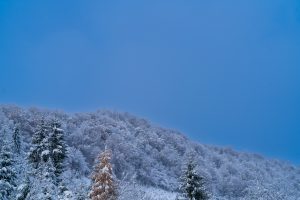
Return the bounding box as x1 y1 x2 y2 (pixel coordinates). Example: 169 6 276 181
26 120 63 199
49 120 67 177
26 160 58 200
11 124 31 200
28 120 51 168
65 147 89 176
90 148 117 200
0 142 16 199
16 176 30 200
28 119 67 179
178 160 209 200
1 106 300 200
12 126 21 154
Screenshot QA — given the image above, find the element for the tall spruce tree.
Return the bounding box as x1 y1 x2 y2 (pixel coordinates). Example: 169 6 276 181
26 160 58 200
13 126 21 154
49 121 67 177
16 176 30 200
90 148 118 200
26 119 63 199
11 124 31 200
28 120 51 168
28 119 67 183
0 142 16 199
178 160 209 200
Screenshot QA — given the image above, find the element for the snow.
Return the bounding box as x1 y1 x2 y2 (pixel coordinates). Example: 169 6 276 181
17 184 27 191
119 183 177 200
53 149 62 154
41 150 50 156
1 167 7 172
0 105 300 200
55 128 64 132
102 166 109 173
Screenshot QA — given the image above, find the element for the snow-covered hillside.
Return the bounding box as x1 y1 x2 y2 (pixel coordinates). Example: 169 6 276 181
0 105 299 199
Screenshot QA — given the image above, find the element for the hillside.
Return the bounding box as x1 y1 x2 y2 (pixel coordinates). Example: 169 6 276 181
0 105 299 199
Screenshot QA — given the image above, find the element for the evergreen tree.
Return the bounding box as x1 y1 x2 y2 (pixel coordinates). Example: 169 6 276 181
26 160 58 200
28 120 67 178
28 120 51 168
0 143 16 199
178 160 209 200
11 124 31 200
16 176 30 200
13 126 21 154
90 148 118 200
49 121 67 177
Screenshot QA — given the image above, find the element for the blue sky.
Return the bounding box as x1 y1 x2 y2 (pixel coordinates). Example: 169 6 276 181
1 0 300 164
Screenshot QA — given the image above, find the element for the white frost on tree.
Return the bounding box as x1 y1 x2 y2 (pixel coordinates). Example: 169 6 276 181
177 159 209 200
0 142 16 199
26 160 58 200
0 106 299 199
90 148 118 200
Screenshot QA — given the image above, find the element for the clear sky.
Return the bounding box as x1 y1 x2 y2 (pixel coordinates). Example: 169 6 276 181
1 1 300 164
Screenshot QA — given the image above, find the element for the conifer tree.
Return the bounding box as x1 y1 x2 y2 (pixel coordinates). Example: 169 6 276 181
0 143 16 199
16 176 30 200
11 124 31 200
28 120 67 176
28 120 51 168
178 160 209 200
49 120 67 177
90 148 117 200
13 126 21 154
26 160 58 200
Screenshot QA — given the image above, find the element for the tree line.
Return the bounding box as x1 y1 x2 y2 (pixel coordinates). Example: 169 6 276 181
1 119 209 200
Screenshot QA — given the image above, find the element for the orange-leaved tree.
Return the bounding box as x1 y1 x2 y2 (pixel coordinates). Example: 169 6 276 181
90 148 117 200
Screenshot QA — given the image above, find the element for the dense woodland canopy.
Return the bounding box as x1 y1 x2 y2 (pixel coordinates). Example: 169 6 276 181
0 105 299 199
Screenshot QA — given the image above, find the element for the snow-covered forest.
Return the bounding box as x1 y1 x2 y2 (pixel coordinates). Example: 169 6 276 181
0 105 299 199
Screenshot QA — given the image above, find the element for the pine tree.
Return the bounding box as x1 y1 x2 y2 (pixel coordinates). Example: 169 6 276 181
28 120 67 179
26 160 58 200
12 124 31 200
178 160 209 200
26 120 58 199
13 126 21 154
16 176 30 200
90 148 117 200
48 121 67 177
28 120 51 168
0 143 16 199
